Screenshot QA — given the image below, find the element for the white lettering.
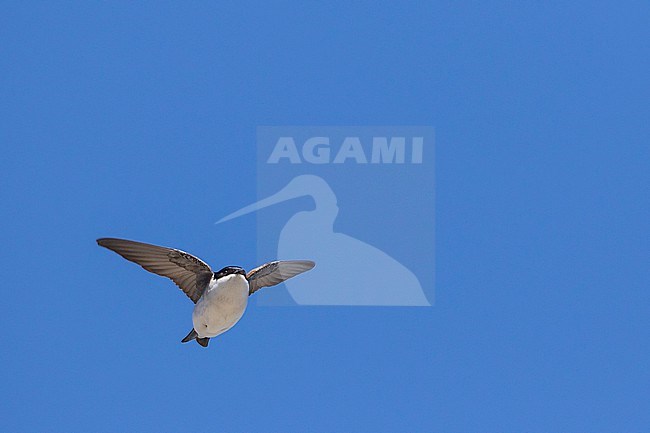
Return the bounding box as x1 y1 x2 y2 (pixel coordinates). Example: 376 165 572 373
267 137 301 163
371 137 405 163
267 135 425 164
333 137 367 164
303 137 330 164
411 137 423 163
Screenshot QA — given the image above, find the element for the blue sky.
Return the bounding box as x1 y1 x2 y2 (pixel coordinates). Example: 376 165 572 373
1 2 649 432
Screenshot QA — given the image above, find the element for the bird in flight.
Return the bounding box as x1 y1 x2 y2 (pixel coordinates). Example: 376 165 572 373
97 238 315 347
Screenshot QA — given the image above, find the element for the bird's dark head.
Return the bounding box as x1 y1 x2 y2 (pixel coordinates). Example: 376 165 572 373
214 266 246 279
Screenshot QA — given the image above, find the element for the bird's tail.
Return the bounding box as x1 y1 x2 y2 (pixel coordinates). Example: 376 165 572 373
181 329 210 347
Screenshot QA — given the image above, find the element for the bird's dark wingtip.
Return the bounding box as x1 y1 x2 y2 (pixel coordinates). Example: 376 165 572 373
96 238 112 247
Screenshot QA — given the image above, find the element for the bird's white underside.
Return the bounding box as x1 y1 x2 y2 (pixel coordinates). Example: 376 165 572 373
192 274 249 338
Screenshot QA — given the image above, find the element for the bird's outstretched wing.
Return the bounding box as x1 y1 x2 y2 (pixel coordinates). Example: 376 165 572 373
97 238 213 303
246 260 315 295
